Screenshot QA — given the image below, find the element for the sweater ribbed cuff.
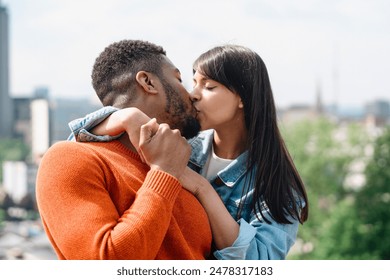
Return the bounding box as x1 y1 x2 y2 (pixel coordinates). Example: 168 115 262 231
143 170 182 202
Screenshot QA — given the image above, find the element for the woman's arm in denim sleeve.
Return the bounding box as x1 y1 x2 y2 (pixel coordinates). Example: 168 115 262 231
67 106 121 142
213 213 299 260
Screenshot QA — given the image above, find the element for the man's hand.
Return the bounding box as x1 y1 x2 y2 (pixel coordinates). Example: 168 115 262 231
138 118 191 179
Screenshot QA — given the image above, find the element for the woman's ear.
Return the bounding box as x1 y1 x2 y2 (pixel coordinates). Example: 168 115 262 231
135 71 158 94
238 98 244 109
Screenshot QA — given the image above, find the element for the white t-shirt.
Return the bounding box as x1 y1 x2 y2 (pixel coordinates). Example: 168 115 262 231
202 145 234 181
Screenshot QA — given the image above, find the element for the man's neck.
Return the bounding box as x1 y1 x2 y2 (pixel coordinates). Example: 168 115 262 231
118 133 138 153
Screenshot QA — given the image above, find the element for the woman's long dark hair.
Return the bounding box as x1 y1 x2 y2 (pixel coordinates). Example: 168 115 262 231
193 45 308 224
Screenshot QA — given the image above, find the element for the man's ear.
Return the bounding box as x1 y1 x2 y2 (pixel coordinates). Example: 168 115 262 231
135 71 158 94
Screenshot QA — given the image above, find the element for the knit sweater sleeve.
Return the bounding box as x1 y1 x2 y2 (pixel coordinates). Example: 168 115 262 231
36 141 182 259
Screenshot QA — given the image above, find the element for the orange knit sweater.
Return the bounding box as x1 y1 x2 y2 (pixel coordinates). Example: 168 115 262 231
36 140 212 259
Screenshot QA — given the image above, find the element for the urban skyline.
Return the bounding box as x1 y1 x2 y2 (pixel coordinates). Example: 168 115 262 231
1 1 390 142
2 0 390 109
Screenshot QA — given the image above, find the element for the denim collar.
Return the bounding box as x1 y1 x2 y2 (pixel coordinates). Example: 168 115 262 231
189 129 249 188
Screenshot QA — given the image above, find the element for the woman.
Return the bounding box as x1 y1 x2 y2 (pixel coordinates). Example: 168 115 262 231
69 44 308 259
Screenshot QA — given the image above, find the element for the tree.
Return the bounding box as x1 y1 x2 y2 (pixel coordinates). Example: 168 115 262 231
281 118 369 259
309 127 390 259
354 127 390 259
0 139 30 182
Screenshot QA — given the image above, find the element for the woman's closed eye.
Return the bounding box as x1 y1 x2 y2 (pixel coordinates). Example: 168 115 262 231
205 84 217 90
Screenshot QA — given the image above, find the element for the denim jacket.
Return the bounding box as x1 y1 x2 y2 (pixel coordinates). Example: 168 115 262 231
68 106 123 142
68 106 299 260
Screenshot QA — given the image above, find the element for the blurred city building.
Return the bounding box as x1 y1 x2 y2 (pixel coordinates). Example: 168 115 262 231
279 84 329 124
279 83 390 131
3 161 28 204
365 99 390 128
0 1 13 138
50 97 100 143
31 99 50 163
4 86 100 207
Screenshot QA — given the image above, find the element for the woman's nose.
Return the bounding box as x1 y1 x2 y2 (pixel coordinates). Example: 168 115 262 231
190 89 200 102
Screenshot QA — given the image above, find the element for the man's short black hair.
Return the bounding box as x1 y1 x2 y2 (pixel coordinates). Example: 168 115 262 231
92 40 166 107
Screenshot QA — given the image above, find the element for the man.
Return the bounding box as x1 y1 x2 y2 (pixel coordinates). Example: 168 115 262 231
36 40 212 259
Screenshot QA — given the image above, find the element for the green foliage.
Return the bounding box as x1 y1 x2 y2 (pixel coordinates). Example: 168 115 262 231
0 138 30 182
0 209 4 227
352 127 390 259
306 127 390 259
0 139 30 161
281 118 370 259
306 197 371 259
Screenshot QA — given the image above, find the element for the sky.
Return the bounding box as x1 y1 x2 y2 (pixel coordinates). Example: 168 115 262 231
2 0 390 109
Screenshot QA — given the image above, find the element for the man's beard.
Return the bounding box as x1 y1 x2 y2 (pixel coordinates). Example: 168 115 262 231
161 80 200 139
180 116 201 139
